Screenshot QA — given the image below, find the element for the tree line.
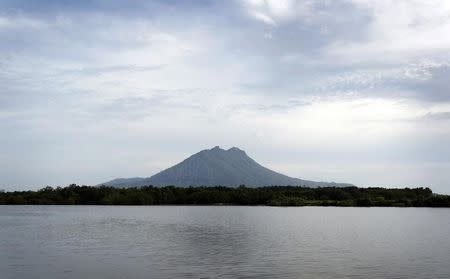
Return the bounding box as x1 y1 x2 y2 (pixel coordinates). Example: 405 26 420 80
1 185 449 207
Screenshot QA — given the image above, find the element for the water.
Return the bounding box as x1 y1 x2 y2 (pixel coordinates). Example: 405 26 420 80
0 206 449 279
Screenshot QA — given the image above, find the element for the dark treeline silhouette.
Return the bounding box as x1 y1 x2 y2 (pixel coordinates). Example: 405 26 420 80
1 185 450 207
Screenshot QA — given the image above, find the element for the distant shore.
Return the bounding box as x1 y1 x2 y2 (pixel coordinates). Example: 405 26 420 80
1 185 449 207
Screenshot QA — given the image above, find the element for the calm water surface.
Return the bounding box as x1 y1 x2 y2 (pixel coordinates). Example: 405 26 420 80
0 206 449 279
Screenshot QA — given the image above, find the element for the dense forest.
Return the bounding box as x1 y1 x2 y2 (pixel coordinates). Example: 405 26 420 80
1 185 450 207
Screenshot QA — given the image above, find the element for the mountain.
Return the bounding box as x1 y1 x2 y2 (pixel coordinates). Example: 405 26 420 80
101 146 353 188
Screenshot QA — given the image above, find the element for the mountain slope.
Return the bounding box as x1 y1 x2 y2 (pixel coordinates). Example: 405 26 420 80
101 177 146 187
101 146 353 188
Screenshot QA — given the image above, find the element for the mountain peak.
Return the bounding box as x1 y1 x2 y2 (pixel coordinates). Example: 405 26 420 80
208 146 244 152
205 146 246 155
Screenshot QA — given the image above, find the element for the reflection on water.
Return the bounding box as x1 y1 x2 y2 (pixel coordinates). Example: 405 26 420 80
1 206 449 279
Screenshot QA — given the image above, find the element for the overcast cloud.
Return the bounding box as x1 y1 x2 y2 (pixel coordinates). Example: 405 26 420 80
1 0 450 193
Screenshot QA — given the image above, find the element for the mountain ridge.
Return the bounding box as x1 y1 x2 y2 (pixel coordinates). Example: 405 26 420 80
102 146 353 188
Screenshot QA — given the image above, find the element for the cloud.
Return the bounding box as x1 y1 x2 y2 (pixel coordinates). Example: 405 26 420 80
326 0 450 62
61 64 165 76
248 10 277 26
0 14 47 30
419 112 450 121
316 59 450 102
242 0 313 26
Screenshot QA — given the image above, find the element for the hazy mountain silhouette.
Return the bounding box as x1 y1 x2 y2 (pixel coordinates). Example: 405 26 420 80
102 146 353 187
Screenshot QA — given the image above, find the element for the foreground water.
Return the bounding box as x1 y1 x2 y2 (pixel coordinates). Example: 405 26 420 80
0 206 449 279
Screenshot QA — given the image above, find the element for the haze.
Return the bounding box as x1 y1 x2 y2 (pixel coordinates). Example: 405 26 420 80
1 0 450 193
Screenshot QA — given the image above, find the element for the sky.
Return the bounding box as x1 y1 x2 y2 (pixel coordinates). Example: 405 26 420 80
1 0 450 193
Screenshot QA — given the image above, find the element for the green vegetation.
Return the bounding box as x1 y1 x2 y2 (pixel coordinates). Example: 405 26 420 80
1 185 449 207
